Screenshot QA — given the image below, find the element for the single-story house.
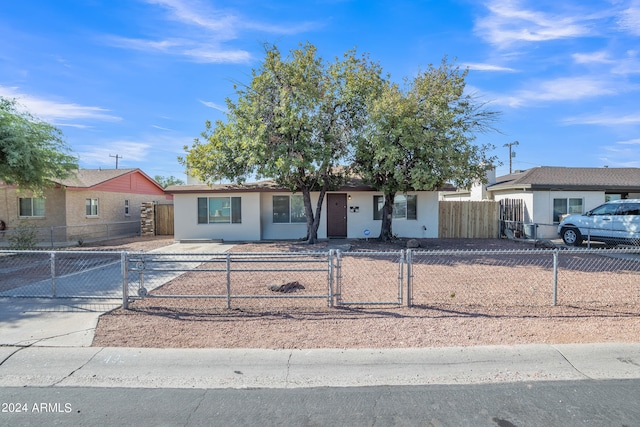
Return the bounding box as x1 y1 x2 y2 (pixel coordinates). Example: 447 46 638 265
0 168 171 243
485 167 640 239
165 178 442 242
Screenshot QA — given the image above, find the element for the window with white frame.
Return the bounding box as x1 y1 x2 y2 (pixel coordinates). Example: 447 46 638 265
197 197 241 224
19 197 45 217
124 199 130 216
86 198 99 216
553 197 582 223
273 195 306 223
373 195 417 220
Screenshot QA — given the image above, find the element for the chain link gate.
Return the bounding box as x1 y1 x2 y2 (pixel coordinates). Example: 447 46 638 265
334 250 405 306
123 251 335 309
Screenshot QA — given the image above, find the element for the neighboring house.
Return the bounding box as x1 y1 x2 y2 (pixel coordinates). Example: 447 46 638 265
0 168 170 243
439 169 496 201
485 167 640 239
165 178 441 242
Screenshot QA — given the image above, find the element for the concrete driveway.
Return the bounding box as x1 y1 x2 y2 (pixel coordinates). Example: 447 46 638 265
0 242 235 347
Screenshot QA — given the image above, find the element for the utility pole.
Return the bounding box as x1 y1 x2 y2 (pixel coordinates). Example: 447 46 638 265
109 154 122 169
503 141 519 174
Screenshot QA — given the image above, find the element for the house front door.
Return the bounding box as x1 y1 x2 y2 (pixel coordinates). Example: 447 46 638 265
327 193 347 238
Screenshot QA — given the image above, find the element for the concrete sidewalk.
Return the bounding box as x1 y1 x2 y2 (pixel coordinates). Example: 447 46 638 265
1 343 639 389
0 242 236 347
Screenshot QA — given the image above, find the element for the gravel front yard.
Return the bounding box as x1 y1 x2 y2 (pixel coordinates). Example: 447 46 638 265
91 237 640 349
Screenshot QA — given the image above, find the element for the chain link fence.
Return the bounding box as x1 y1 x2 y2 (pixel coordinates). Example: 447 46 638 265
0 221 140 249
2 247 639 310
124 251 333 310
0 250 124 298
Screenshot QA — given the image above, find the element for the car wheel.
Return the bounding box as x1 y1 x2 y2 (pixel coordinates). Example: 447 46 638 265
561 227 582 246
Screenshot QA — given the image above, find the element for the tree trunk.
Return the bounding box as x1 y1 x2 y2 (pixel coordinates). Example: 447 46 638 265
301 187 328 245
378 192 395 242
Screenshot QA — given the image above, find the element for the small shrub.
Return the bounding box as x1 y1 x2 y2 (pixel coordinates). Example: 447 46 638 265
8 223 38 250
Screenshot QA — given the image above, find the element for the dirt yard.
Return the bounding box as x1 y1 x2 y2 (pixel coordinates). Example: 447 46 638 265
90 236 640 349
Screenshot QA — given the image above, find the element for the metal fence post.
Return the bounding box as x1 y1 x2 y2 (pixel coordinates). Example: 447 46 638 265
398 250 405 305
50 227 54 248
335 250 342 306
552 249 559 306
406 249 412 307
50 252 56 297
328 250 334 308
226 253 231 309
122 252 129 309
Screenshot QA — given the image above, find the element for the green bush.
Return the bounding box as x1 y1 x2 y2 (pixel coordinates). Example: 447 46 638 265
8 223 37 250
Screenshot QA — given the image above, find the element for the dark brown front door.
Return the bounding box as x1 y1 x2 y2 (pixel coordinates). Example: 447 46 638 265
327 193 347 238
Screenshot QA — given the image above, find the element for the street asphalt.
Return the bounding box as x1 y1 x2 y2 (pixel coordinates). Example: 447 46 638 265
1 242 640 390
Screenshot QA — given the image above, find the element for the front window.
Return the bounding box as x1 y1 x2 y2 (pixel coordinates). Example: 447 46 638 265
86 198 99 216
374 195 417 220
553 198 582 223
124 199 130 216
273 195 306 223
197 197 241 224
590 203 619 216
19 197 45 217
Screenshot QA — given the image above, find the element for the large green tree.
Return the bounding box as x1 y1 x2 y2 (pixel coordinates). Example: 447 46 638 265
0 97 77 191
154 175 185 188
355 58 500 241
182 43 384 244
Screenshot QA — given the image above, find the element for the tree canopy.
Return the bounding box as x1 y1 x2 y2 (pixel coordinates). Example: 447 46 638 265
0 97 78 191
182 43 384 243
154 175 185 188
354 58 500 241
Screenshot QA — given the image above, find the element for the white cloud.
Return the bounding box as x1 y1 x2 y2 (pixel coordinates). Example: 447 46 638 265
572 51 614 64
490 76 620 107
76 141 151 166
0 85 121 124
105 36 252 64
617 138 640 145
144 0 238 37
106 0 320 63
463 62 517 72
563 112 640 126
475 0 597 49
198 100 227 112
617 1 640 35
75 132 192 169
599 139 640 167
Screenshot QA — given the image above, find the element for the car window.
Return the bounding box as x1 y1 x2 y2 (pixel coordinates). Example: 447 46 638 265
590 204 618 215
616 203 640 215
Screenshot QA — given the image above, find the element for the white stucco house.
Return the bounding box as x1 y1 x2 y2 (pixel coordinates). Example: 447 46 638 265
165 178 442 242
485 167 640 239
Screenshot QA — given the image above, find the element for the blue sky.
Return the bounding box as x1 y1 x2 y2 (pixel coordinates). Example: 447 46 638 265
2 0 639 181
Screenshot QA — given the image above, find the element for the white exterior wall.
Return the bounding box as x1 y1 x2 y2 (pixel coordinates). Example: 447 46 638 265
261 190 438 240
492 190 608 239
344 191 439 239
260 192 310 240
173 192 261 241
492 191 535 222
531 191 605 238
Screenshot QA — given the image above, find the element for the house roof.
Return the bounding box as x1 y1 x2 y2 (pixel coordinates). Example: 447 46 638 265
54 168 163 191
165 176 456 194
488 167 640 191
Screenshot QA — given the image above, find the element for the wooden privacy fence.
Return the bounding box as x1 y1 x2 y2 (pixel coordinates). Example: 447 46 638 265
438 201 500 238
155 204 174 236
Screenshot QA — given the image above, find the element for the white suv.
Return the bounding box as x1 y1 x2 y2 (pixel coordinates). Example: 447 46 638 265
557 199 640 246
